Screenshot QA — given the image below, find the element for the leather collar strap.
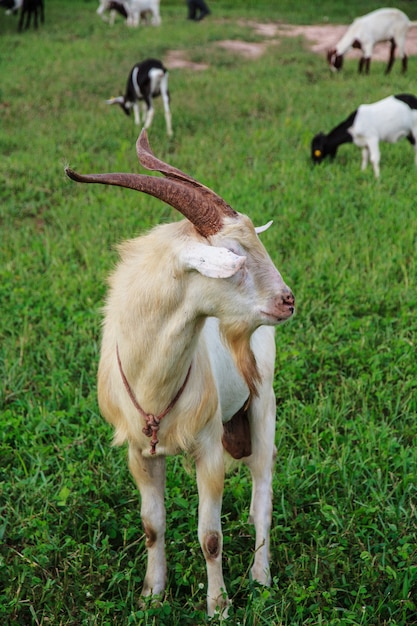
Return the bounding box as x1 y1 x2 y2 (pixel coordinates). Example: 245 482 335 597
116 344 192 455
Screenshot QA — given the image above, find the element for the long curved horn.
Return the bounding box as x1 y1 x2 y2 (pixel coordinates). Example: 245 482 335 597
65 130 237 237
136 130 235 212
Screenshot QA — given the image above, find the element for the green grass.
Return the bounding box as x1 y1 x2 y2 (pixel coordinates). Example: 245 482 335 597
1 1 417 624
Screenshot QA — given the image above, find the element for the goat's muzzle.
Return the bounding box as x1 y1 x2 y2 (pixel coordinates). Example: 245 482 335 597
262 289 295 323
281 290 295 318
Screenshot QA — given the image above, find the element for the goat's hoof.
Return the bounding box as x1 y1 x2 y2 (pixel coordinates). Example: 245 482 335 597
208 594 231 619
139 592 165 610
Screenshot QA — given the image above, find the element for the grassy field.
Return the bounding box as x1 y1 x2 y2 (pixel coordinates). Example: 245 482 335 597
1 0 417 624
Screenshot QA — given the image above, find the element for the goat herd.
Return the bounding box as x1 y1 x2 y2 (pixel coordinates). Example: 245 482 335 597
314 7 417 179
5 1 417 177
5 1 417 617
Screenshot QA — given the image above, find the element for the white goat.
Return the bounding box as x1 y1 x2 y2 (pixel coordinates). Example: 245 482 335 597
65 130 295 616
327 8 417 74
97 0 155 26
311 93 417 178
126 0 160 26
106 58 172 136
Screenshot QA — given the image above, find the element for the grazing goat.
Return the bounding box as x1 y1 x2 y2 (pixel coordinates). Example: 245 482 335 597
0 0 22 15
311 93 417 178
97 0 160 26
97 0 128 25
106 58 172 136
18 0 44 31
327 8 417 74
65 130 295 616
125 0 160 26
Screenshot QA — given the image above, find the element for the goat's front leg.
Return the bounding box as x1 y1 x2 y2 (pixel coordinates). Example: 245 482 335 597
133 103 141 126
244 389 276 585
195 428 229 617
128 445 167 599
366 138 380 178
361 146 369 172
143 102 155 130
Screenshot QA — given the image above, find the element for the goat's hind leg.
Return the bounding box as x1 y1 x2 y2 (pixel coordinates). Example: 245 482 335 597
409 132 417 167
128 445 167 600
160 77 172 136
385 38 396 74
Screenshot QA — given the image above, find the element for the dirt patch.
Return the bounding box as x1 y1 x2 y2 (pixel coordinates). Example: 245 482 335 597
164 40 267 68
165 20 417 69
164 50 209 70
217 39 267 59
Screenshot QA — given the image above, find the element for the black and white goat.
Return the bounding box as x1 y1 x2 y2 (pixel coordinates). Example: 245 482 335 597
311 94 417 178
0 0 22 15
97 0 128 25
18 0 44 31
107 59 172 136
327 8 417 74
97 0 160 27
65 130 295 616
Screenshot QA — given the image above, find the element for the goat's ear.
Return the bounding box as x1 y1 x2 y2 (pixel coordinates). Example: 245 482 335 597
255 220 273 235
180 242 246 279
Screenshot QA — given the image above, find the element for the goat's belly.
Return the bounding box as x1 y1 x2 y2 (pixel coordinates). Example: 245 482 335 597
380 129 408 143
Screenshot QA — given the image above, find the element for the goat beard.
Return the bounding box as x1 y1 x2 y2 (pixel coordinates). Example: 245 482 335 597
220 321 261 399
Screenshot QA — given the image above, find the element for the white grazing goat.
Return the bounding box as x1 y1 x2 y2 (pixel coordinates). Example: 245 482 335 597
327 8 417 74
65 130 295 616
106 58 172 136
311 93 417 178
127 0 160 26
97 0 155 26
126 0 160 26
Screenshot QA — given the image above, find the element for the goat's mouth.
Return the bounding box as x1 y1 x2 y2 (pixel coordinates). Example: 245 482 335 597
261 306 295 324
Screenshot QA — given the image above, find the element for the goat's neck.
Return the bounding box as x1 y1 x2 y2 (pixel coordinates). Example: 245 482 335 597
337 31 357 56
116 298 205 413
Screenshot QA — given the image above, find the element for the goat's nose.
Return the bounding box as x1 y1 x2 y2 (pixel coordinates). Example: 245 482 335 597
283 290 295 307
